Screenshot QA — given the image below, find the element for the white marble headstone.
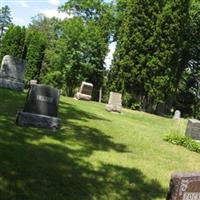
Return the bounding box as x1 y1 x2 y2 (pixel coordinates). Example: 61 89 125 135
173 110 181 119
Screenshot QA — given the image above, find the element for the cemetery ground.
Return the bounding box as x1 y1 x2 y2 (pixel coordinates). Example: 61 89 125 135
0 89 200 200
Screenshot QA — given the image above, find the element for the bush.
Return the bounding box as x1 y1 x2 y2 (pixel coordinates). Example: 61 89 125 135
164 134 200 153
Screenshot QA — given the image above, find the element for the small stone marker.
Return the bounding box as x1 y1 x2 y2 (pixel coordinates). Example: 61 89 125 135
185 119 200 140
106 92 122 113
30 80 37 85
0 55 25 91
167 172 200 200
173 110 181 119
16 84 61 129
74 81 93 101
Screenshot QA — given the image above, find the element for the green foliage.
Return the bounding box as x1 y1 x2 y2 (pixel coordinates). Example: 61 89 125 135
0 25 26 61
0 5 12 37
109 0 190 113
25 29 47 83
2 88 200 200
164 134 200 153
174 0 200 119
41 0 114 98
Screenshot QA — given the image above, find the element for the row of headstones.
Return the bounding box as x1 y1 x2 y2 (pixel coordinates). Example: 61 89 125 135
74 81 200 141
1 55 200 198
1 55 200 138
0 55 122 130
74 81 123 113
1 55 200 139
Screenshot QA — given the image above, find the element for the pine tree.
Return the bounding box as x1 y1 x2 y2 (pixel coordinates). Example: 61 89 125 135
109 0 190 113
109 0 165 111
0 5 12 38
0 25 26 62
25 30 47 83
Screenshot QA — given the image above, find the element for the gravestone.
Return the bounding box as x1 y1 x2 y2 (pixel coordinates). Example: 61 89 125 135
173 110 181 119
167 172 200 200
74 81 93 101
0 55 25 91
16 84 61 129
30 80 37 85
185 119 200 140
106 92 122 113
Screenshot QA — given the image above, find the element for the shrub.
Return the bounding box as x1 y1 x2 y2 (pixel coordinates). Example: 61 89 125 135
164 134 200 153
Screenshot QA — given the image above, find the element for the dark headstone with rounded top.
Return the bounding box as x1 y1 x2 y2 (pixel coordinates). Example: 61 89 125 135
167 172 200 200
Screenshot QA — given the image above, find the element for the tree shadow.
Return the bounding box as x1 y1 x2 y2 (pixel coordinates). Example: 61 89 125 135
0 89 167 199
0 139 167 200
59 100 110 122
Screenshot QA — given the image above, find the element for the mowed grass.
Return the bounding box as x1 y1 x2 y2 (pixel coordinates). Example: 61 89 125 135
0 88 200 200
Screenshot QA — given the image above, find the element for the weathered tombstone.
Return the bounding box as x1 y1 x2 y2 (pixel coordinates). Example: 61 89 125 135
16 84 61 129
0 55 25 91
173 110 181 119
30 80 37 85
106 92 122 113
74 81 93 101
167 172 200 200
185 119 200 140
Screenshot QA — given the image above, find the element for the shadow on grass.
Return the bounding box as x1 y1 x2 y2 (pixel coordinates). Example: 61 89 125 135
0 89 167 200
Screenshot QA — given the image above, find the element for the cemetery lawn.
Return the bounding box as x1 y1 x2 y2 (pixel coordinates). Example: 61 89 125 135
0 88 200 200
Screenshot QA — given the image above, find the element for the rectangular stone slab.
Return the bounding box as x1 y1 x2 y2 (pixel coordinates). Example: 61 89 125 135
108 92 122 106
106 92 122 112
166 172 200 200
185 119 200 140
0 78 24 91
23 84 60 117
16 111 61 130
74 92 92 101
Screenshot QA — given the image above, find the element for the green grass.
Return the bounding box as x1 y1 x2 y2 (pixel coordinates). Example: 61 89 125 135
0 88 200 200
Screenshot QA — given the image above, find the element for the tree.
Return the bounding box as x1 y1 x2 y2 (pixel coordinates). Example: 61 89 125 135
109 0 190 113
175 0 200 118
25 29 47 83
109 0 165 111
0 25 26 62
0 5 12 38
37 0 114 98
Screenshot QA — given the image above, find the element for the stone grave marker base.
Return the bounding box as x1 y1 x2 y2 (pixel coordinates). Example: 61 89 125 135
16 111 61 130
0 78 24 91
106 104 122 113
74 92 92 101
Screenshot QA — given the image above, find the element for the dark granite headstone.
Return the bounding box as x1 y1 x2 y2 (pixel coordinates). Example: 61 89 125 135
167 172 200 200
16 84 61 129
0 55 25 91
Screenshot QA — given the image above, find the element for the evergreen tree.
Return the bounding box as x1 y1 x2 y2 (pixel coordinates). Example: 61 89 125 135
109 0 165 111
25 29 47 83
109 0 190 113
175 0 200 118
0 5 12 38
0 25 26 62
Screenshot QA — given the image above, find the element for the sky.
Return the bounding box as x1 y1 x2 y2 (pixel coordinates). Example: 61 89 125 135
0 0 116 68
